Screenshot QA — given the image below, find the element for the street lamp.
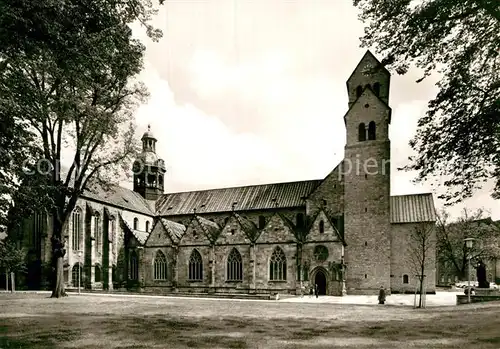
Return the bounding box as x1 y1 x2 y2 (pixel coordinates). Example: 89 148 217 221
77 251 83 294
464 238 475 304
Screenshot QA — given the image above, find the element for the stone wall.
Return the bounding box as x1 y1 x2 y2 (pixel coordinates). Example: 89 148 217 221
390 223 436 294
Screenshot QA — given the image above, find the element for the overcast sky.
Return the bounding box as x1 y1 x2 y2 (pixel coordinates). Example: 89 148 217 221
126 0 499 220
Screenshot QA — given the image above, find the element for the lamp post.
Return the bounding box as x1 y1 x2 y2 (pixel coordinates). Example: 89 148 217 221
464 238 475 303
77 251 83 294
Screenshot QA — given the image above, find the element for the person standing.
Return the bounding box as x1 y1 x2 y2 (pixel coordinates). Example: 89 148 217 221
378 286 386 305
314 284 319 298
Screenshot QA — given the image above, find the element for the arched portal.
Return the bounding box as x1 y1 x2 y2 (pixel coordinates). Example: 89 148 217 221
314 269 327 295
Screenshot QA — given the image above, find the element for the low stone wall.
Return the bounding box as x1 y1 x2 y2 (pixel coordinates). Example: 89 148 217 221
474 288 500 296
456 294 500 305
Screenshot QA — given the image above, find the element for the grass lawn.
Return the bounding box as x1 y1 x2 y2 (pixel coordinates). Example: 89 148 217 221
1 293 500 348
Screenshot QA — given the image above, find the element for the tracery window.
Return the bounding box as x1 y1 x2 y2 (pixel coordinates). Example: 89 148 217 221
188 249 203 281
227 248 243 281
269 247 287 281
154 250 167 280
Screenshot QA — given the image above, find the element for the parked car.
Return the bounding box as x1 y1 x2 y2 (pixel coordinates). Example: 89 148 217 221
455 281 478 288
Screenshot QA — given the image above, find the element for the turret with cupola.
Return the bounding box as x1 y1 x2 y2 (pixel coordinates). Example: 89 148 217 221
132 125 166 201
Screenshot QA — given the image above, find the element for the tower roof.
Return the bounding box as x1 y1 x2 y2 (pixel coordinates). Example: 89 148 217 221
346 50 390 85
142 124 157 140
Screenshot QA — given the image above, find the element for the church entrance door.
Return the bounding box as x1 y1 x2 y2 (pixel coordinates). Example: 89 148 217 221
315 270 327 295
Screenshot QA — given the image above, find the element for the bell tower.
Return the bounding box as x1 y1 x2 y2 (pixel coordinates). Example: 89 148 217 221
133 125 166 201
342 51 392 294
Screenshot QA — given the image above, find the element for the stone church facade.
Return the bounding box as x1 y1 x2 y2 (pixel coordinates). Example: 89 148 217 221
13 51 437 296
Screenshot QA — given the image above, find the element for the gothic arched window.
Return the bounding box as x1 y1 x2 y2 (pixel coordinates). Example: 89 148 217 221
269 247 287 281
72 207 82 251
133 217 139 230
94 213 101 251
153 250 167 280
188 249 203 281
72 263 82 287
227 248 243 281
368 121 376 140
94 265 102 283
130 251 138 280
358 123 366 142
373 82 381 96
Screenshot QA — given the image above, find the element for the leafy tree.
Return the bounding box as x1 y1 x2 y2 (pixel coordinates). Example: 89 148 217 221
407 222 435 308
354 0 500 205
436 208 500 280
0 240 27 292
0 0 163 298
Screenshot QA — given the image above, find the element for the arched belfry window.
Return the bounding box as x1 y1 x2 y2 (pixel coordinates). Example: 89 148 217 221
146 221 150 233
227 248 243 281
373 82 381 96
269 247 287 281
319 220 325 234
133 217 138 230
188 249 203 281
154 250 167 280
368 121 376 140
356 85 363 98
403 274 409 284
358 123 366 142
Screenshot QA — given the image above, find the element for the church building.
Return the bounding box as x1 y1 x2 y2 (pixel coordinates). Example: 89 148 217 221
13 51 437 296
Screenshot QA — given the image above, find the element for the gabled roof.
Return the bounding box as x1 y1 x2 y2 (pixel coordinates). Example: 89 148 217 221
233 213 260 241
194 215 221 242
82 183 155 216
390 193 437 223
343 84 392 124
119 214 149 245
160 218 185 243
156 180 321 216
306 208 346 243
346 50 390 85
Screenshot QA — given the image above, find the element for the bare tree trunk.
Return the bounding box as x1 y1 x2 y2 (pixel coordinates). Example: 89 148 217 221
10 272 15 293
419 268 425 308
50 217 67 298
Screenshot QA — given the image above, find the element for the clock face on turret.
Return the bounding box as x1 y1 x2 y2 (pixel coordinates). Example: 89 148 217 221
132 161 143 174
361 63 375 77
